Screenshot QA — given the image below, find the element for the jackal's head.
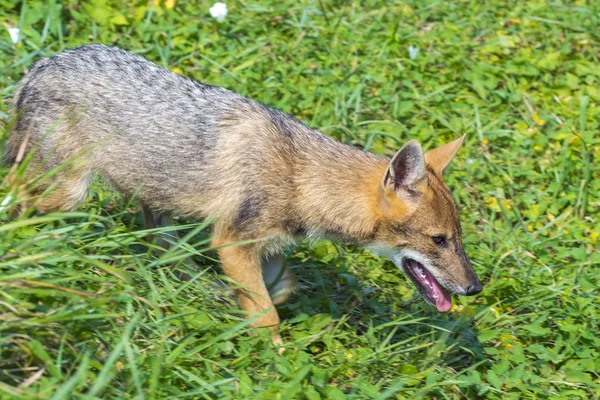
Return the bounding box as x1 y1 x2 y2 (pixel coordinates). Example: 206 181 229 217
369 135 482 312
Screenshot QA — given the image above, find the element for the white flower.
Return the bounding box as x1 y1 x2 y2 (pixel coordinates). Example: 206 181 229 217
8 27 20 44
209 2 228 22
408 45 418 60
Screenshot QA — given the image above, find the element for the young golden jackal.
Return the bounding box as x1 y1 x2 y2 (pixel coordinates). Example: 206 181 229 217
6 45 482 344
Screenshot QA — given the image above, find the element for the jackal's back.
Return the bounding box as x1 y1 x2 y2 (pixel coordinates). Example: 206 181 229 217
7 44 383 238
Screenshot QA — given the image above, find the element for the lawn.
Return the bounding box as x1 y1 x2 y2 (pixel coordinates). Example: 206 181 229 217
0 0 599 398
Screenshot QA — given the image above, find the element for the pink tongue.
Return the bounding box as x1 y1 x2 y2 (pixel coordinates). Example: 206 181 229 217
431 280 452 312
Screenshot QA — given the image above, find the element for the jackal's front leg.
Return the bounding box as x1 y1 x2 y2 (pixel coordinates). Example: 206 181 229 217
213 235 281 341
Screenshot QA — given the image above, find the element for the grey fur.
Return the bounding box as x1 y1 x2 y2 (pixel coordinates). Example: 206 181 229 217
6 44 384 247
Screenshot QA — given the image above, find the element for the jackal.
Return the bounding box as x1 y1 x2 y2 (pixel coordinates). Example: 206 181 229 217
5 45 482 345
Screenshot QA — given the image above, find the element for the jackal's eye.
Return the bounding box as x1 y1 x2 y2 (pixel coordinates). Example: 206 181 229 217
432 235 448 247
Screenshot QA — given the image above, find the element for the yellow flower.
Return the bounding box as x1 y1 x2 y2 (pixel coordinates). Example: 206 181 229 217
499 334 516 349
527 225 533 232
165 0 176 8
453 304 476 317
485 196 499 212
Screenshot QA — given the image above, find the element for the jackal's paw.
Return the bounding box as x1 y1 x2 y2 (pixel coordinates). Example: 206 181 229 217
272 334 286 355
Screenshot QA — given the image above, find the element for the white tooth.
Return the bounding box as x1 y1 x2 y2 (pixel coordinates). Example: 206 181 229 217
433 293 438 299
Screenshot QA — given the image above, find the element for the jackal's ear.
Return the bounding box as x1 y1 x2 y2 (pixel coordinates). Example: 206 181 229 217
425 134 466 176
383 140 426 193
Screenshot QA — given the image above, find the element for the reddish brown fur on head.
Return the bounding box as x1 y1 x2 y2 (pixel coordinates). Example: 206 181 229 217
369 136 482 311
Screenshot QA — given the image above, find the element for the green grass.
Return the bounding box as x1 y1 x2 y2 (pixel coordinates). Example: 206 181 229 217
1 0 599 398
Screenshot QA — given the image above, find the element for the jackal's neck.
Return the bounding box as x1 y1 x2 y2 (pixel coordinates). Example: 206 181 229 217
294 144 388 244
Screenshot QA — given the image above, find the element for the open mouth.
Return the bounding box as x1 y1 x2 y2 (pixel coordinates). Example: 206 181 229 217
402 258 452 312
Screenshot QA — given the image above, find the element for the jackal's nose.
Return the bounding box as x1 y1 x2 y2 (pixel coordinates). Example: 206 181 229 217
464 280 483 296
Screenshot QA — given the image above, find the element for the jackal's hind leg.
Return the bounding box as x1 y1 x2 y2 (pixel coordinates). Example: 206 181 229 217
262 253 295 305
142 206 197 277
9 167 91 215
